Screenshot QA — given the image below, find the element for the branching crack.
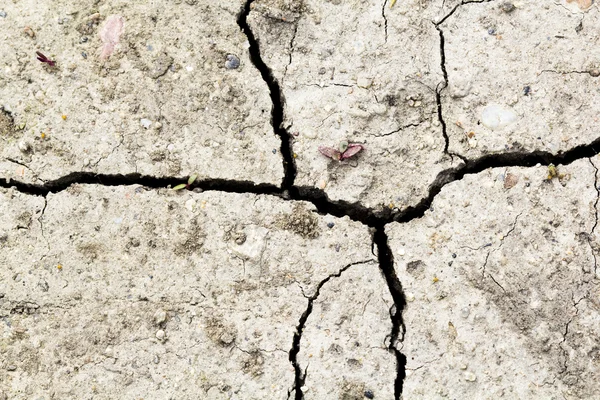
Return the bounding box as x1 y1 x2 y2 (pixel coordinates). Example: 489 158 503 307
288 259 373 399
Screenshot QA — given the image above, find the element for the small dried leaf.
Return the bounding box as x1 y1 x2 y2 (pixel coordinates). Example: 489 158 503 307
172 184 187 191
188 174 198 185
340 143 364 160
319 146 342 161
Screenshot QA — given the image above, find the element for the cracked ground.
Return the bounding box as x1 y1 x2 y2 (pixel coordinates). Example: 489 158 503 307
1 0 599 399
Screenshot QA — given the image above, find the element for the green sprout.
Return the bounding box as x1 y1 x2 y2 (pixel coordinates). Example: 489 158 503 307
172 174 198 191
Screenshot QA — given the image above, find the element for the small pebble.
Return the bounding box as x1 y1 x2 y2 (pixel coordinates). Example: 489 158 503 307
272 149 277 154
18 140 31 153
225 54 240 69
0 11 7 18
156 329 166 340
460 307 470 318
154 309 167 325
6 365 16 371
465 372 477 382
590 69 600 77
487 28 496 35
364 389 374 399
140 118 152 129
83 158 90 167
81 51 87 59
80 36 88 43
327 222 334 229
153 354 160 364
500 2 515 13
523 85 531 96
452 253 457 258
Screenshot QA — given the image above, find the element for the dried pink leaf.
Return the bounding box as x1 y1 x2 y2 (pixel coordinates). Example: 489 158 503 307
340 143 364 160
318 146 342 161
99 15 124 59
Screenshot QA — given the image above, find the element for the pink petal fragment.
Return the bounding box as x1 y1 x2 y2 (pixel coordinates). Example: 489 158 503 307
100 15 124 59
340 143 364 160
318 146 342 161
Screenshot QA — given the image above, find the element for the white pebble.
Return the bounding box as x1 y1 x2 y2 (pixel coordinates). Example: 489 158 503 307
18 141 30 153
481 104 517 130
156 329 166 340
154 309 167 325
140 118 152 129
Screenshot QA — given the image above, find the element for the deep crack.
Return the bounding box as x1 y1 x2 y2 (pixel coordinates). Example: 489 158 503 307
237 0 297 190
374 227 406 399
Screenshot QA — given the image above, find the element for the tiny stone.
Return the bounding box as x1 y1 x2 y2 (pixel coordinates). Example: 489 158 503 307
327 222 334 229
523 85 531 96
272 149 277 154
153 354 160 364
465 372 477 382
0 11 7 18
83 158 90 167
81 52 87 59
225 54 240 69
156 329 166 340
590 69 600 77
460 307 470 318
154 309 167 325
80 36 88 43
6 365 16 371
500 2 515 13
140 118 152 129
487 28 496 35
357 76 372 88
364 389 374 399
18 141 31 153
452 253 457 258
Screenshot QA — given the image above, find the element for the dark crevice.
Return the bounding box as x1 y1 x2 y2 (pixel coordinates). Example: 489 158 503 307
434 0 494 161
382 0 389 43
434 23 451 156
288 260 371 400
237 0 297 190
4 136 600 228
394 140 600 223
373 227 406 399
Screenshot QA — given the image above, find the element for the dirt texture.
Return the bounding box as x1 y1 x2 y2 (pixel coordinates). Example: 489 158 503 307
2 0 600 399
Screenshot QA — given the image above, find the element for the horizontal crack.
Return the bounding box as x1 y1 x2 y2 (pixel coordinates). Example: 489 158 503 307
3 133 600 229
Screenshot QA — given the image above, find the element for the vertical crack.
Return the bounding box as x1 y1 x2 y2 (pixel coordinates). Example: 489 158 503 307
587 158 599 274
288 260 372 399
434 0 494 162
374 226 406 399
382 0 389 44
237 0 297 190
434 23 451 156
283 22 299 82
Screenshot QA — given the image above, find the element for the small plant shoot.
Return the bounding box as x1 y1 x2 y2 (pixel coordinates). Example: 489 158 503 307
173 174 198 191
